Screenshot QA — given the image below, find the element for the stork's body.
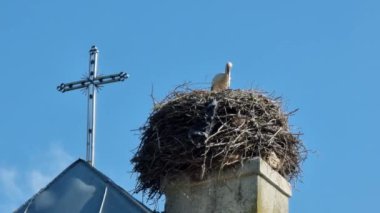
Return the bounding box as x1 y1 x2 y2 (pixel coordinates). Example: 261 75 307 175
211 62 233 92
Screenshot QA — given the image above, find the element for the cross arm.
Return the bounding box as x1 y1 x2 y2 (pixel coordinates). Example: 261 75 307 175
57 72 129 93
93 72 129 86
57 79 91 93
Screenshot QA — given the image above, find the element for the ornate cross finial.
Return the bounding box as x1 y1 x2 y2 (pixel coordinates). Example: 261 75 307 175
57 45 129 166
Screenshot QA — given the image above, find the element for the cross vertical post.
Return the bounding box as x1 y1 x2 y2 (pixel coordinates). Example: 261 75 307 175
87 46 98 166
57 45 129 167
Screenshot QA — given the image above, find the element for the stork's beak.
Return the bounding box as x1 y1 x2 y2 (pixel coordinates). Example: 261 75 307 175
225 62 233 73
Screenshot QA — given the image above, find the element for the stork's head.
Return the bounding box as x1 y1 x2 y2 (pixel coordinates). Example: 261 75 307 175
225 61 233 74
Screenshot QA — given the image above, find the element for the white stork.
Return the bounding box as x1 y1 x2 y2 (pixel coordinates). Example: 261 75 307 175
211 62 233 92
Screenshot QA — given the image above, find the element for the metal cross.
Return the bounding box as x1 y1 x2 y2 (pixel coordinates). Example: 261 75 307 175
57 45 129 166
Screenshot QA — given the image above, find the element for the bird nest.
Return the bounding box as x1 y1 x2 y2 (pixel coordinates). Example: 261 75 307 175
132 87 306 200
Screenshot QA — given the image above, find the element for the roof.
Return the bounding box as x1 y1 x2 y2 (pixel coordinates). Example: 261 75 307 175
15 159 152 213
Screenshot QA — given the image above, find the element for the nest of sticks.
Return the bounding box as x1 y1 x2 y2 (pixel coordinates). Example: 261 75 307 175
132 87 306 200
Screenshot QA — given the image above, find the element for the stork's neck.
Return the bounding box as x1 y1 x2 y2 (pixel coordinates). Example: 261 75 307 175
225 62 232 74
225 66 231 74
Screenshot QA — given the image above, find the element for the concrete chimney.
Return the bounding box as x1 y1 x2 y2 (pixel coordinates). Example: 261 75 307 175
163 157 291 213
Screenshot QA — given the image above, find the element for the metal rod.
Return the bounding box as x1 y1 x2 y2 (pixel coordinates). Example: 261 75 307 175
99 186 108 213
87 45 98 166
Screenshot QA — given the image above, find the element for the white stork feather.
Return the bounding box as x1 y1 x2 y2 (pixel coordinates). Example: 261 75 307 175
211 62 233 92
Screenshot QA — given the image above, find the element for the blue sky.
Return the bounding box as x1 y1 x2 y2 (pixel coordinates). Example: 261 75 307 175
1 0 379 212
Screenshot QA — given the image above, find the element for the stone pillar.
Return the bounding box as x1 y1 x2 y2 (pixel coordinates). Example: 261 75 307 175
163 157 291 213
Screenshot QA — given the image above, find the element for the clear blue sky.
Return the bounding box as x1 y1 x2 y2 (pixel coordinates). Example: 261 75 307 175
1 0 379 212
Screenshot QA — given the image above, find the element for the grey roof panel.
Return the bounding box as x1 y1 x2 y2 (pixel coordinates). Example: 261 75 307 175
15 159 152 213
